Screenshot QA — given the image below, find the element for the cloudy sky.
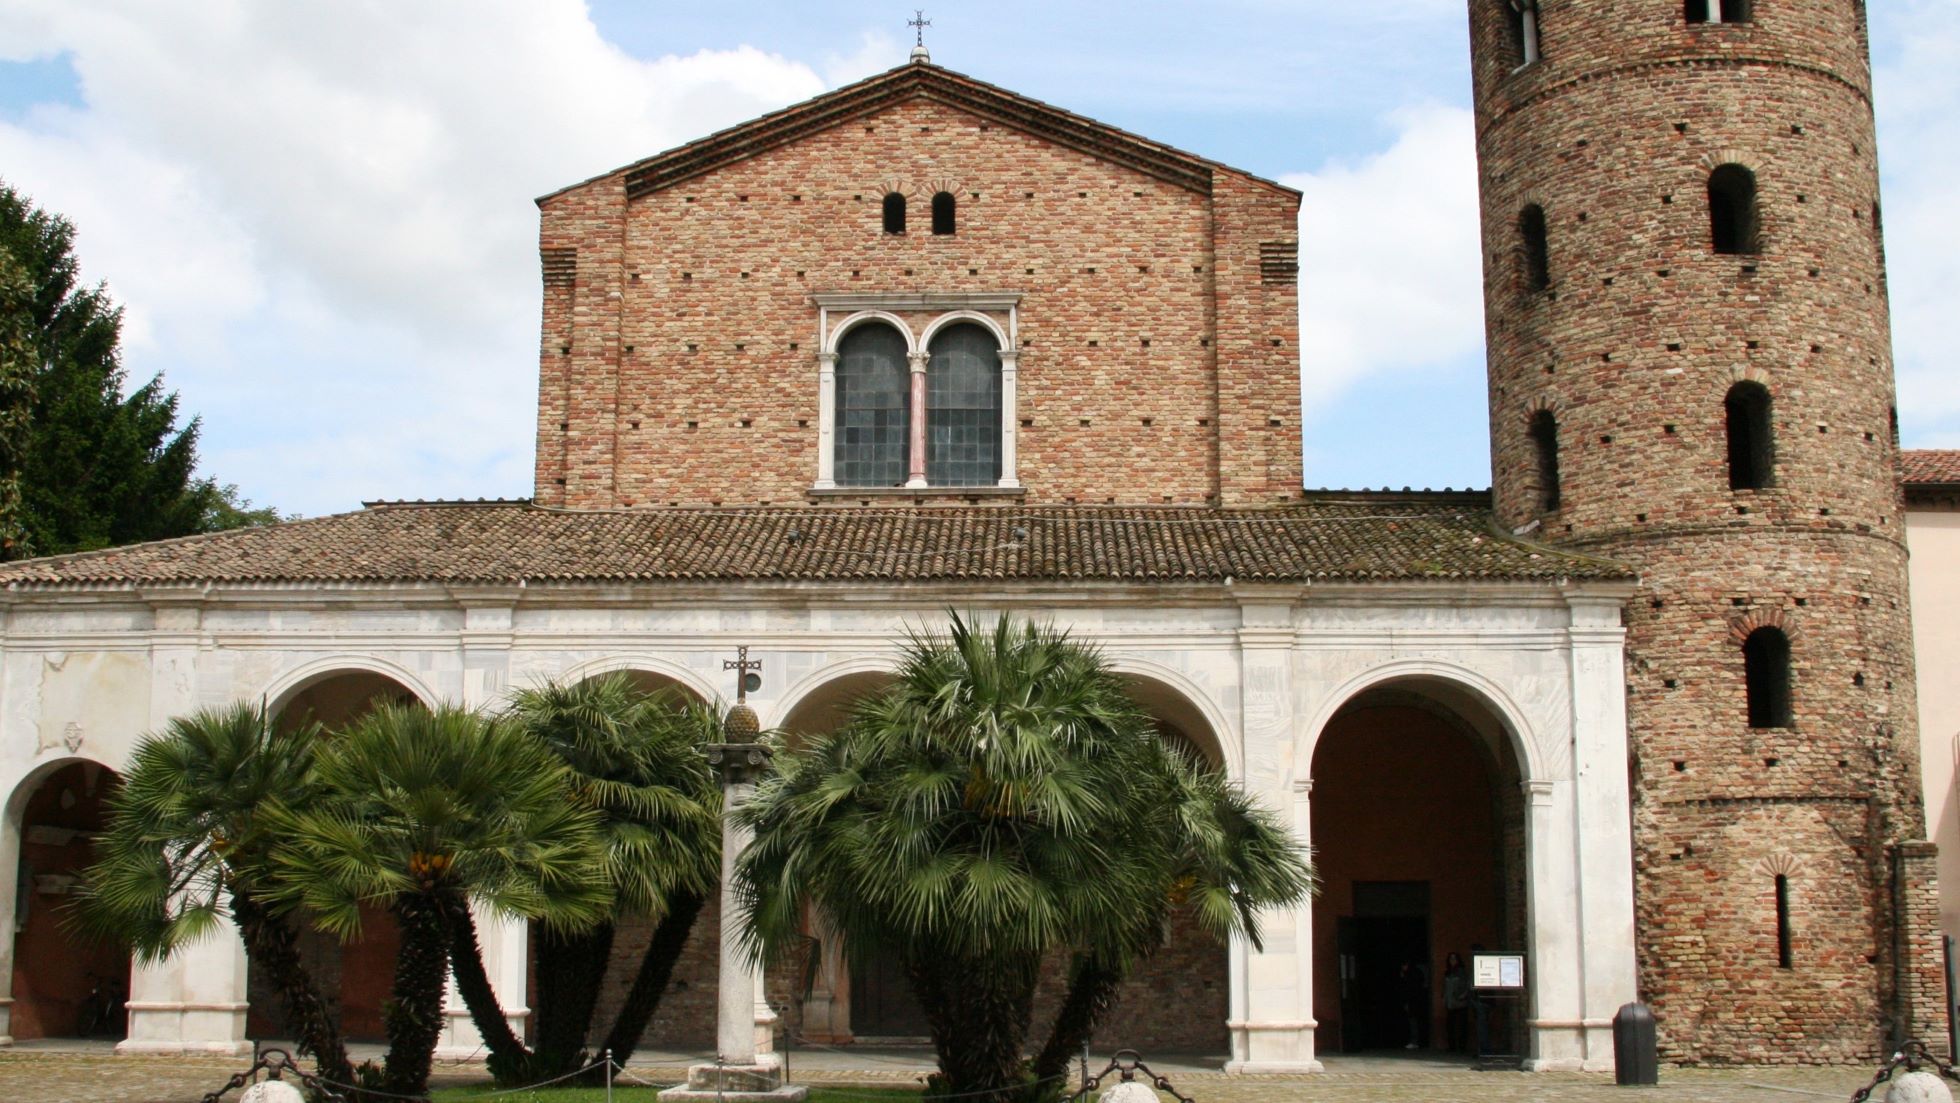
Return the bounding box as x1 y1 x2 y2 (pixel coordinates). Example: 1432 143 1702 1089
0 1 1953 516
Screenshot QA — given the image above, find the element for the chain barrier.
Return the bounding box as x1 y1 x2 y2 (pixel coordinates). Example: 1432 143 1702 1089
198 1047 348 1103
1849 1039 1960 1103
1065 1049 1193 1103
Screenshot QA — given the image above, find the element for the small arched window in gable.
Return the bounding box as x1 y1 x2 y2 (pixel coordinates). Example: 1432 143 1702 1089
834 322 911 487
1519 204 1551 292
931 191 956 235
1504 0 1540 67
1725 381 1774 490
1686 0 1752 22
1743 626 1792 729
883 192 907 235
1529 409 1561 513
1708 165 1760 255
925 323 1001 485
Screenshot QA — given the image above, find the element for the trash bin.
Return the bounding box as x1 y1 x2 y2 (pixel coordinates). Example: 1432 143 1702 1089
1613 1002 1659 1086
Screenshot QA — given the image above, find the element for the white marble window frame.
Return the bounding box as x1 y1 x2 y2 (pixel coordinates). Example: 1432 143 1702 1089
811 292 1021 491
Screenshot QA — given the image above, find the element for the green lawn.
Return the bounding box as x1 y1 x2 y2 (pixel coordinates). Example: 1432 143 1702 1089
430 1085 921 1101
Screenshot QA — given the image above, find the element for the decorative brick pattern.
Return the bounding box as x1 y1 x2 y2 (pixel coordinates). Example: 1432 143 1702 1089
1469 0 1936 1063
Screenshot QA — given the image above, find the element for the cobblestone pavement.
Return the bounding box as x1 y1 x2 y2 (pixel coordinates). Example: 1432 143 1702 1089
0 1047 1893 1103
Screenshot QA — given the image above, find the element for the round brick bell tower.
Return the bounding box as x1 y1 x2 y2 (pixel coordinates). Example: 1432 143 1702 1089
1468 0 1941 1062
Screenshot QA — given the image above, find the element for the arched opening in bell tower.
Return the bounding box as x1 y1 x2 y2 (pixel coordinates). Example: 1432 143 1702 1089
1708 165 1761 255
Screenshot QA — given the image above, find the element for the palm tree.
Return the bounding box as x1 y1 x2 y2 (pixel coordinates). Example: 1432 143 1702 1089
444 674 722 1084
1030 755 1315 1082
737 613 1309 1103
74 703 360 1091
270 702 612 1098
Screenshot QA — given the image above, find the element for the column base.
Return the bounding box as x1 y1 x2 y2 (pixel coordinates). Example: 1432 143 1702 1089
1224 1059 1324 1074
658 1062 808 1102
115 1039 256 1056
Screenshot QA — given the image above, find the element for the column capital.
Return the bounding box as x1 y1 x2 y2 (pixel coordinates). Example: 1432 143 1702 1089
907 350 931 372
815 351 839 369
998 348 1020 369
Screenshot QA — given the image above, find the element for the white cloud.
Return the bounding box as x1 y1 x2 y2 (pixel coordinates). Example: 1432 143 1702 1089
1282 104 1485 410
0 0 835 515
1875 0 1960 438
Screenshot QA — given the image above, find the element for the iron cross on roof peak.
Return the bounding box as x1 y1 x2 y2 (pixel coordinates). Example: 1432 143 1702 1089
908 10 931 47
724 645 762 703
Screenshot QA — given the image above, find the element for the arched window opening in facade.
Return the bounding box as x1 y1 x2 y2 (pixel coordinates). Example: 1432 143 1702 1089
925 323 1001 485
1743 626 1793 729
931 191 956 235
835 323 911 487
1505 0 1540 66
882 192 907 235
1708 165 1760 255
1725 381 1774 490
1520 204 1551 292
1529 409 1561 512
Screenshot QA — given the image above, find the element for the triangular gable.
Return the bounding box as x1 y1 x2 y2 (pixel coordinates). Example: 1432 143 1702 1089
540 62 1299 204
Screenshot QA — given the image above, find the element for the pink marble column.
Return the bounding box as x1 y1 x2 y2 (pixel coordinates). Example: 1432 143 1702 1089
906 351 929 487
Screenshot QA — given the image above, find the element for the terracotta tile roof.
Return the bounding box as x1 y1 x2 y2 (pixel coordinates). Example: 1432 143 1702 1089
0 497 1633 590
1904 450 1960 485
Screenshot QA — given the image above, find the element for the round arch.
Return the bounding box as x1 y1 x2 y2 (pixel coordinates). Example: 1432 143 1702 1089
549 655 718 703
263 655 440 718
1102 656 1241 778
768 657 899 737
1302 658 1544 784
6 756 129 1041
919 309 1010 353
824 310 918 356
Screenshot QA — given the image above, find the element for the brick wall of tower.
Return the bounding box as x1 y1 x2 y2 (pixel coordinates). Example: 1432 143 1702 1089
533 96 1302 508
1468 0 1936 1062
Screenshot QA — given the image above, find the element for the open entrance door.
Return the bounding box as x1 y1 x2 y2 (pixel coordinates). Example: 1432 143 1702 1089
848 946 929 1039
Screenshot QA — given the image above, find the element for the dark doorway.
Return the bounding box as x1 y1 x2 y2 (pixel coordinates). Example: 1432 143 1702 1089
1337 882 1432 1052
849 946 930 1038
1310 691 1523 1057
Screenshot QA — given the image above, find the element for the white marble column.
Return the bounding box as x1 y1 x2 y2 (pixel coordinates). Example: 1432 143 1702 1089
997 349 1020 488
814 352 838 489
439 596 527 1057
1225 595 1318 1073
121 599 252 1054
1561 596 1638 1070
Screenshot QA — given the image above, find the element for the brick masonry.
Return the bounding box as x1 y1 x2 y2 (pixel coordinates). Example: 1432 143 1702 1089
1470 0 1938 1063
533 74 1302 509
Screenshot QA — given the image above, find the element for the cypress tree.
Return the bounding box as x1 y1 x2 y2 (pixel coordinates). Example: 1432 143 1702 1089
0 181 279 560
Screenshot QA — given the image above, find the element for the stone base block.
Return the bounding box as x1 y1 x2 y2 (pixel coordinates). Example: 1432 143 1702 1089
657 1062 808 1102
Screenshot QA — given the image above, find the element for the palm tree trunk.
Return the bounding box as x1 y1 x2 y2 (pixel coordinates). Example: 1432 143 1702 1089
380 892 451 1098
227 887 357 1091
597 890 705 1069
909 947 1040 1103
1032 954 1126 1084
439 893 534 1085
531 920 613 1076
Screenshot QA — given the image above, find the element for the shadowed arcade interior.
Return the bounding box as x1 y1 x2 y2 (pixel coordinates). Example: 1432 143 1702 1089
1310 680 1526 1058
247 669 423 1043
7 760 130 1041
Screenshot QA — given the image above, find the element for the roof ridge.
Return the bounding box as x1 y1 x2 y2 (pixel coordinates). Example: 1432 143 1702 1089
538 61 1300 205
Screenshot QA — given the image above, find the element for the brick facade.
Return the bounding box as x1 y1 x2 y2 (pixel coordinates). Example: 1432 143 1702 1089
1470 0 1937 1063
532 64 1302 509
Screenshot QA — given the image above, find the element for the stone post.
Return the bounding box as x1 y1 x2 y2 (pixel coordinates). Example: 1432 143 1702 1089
661 711 805 1101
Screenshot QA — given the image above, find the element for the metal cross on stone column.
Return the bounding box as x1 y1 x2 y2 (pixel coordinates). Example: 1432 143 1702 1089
661 646 805 1101
725 645 762 703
